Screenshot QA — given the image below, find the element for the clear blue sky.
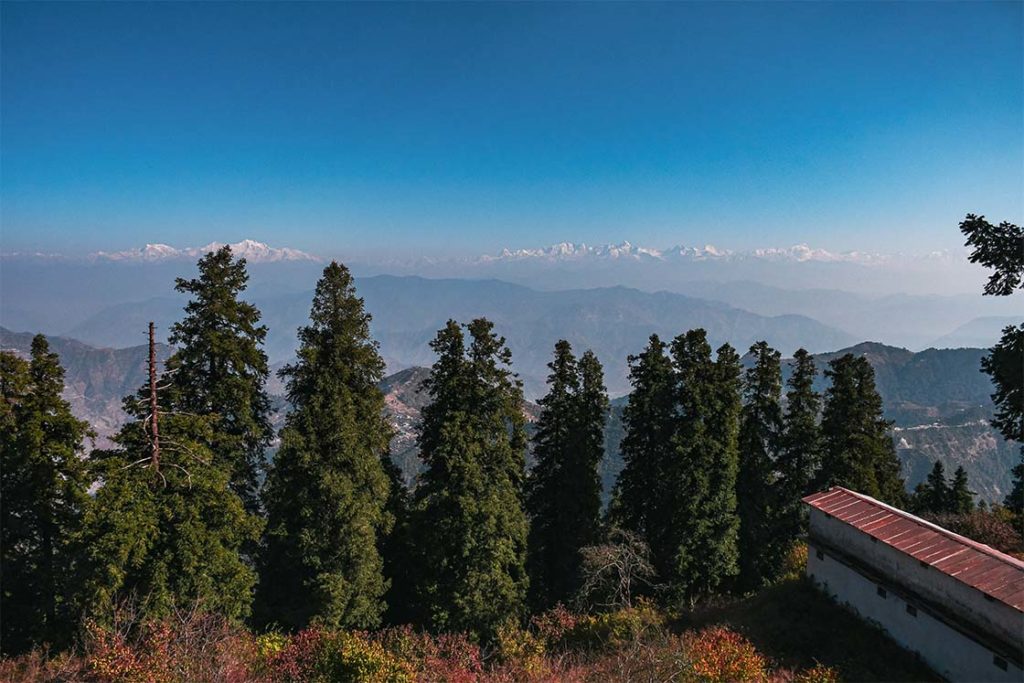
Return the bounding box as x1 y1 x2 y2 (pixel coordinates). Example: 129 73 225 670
2 1 1021 257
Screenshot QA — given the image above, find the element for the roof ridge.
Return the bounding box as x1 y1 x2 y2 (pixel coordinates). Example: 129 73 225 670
806 486 1024 571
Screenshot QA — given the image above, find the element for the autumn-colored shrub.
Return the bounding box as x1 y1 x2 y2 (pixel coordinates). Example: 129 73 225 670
791 662 841 682
82 609 256 683
373 626 484 683
0 649 86 683
565 600 665 650
530 604 579 647
260 627 412 682
684 625 768 682
779 543 808 582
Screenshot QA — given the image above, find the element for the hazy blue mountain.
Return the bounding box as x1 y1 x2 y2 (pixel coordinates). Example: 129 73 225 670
930 316 1022 349
3 254 1015 353
57 275 858 397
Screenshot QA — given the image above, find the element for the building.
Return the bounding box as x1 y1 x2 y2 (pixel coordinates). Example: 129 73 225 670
804 487 1024 682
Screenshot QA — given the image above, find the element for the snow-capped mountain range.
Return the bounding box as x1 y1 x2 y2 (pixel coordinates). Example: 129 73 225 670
479 241 954 265
3 238 958 268
90 239 321 263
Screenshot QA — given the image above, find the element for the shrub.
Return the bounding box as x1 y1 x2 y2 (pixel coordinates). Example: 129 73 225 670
564 600 665 651
373 626 483 683
262 628 412 682
791 662 841 683
684 625 768 682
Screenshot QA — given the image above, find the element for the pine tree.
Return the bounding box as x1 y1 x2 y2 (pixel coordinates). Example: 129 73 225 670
576 349 610 545
527 342 608 610
819 354 905 504
257 262 394 630
80 393 262 622
949 466 975 514
662 331 741 601
1 340 93 654
736 342 784 591
412 319 529 638
168 246 272 511
777 349 821 541
923 461 951 513
612 335 675 542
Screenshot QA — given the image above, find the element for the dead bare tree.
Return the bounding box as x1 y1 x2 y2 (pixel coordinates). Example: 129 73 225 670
576 528 660 612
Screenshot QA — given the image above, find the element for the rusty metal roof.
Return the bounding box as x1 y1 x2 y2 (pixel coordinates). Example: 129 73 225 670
804 487 1024 612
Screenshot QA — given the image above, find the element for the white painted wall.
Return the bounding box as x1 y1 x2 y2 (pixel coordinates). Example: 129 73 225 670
808 542 1023 683
808 508 1022 649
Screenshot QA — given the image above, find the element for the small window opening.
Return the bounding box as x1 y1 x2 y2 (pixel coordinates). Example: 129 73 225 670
905 604 917 617
993 656 1008 671
816 549 825 561
876 586 887 599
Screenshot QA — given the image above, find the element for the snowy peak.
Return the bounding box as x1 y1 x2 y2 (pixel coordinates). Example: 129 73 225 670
480 241 907 265
91 240 321 263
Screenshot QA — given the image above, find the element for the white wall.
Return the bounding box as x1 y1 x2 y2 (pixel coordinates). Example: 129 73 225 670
808 508 1022 649
808 542 1023 683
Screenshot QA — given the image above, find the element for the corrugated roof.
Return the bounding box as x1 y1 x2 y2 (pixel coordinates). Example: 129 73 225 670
803 487 1024 612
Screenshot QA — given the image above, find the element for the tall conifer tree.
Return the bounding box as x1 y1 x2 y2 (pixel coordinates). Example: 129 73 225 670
412 319 528 638
777 349 821 541
663 331 741 601
168 246 272 511
80 381 260 622
736 341 784 591
819 354 905 504
1 340 93 654
258 262 394 630
527 342 608 609
612 335 675 561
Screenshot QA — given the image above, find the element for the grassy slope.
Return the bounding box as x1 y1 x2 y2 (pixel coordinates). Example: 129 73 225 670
676 577 940 682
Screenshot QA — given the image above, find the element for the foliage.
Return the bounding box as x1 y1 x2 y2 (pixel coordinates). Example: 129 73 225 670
776 349 821 553
611 334 675 545
0 600 917 683
925 508 1024 557
563 601 666 652
959 213 1024 296
959 214 1023 516
527 341 609 610
818 354 905 504
258 628 413 683
79 402 261 622
684 625 768 682
167 245 273 511
0 338 94 654
667 333 742 601
737 341 786 591
412 318 530 638
258 262 394 630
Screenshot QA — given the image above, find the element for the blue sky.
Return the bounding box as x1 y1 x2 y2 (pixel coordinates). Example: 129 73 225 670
2 2 1021 258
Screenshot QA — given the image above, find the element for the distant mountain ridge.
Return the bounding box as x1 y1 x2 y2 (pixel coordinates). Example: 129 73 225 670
50 275 859 397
